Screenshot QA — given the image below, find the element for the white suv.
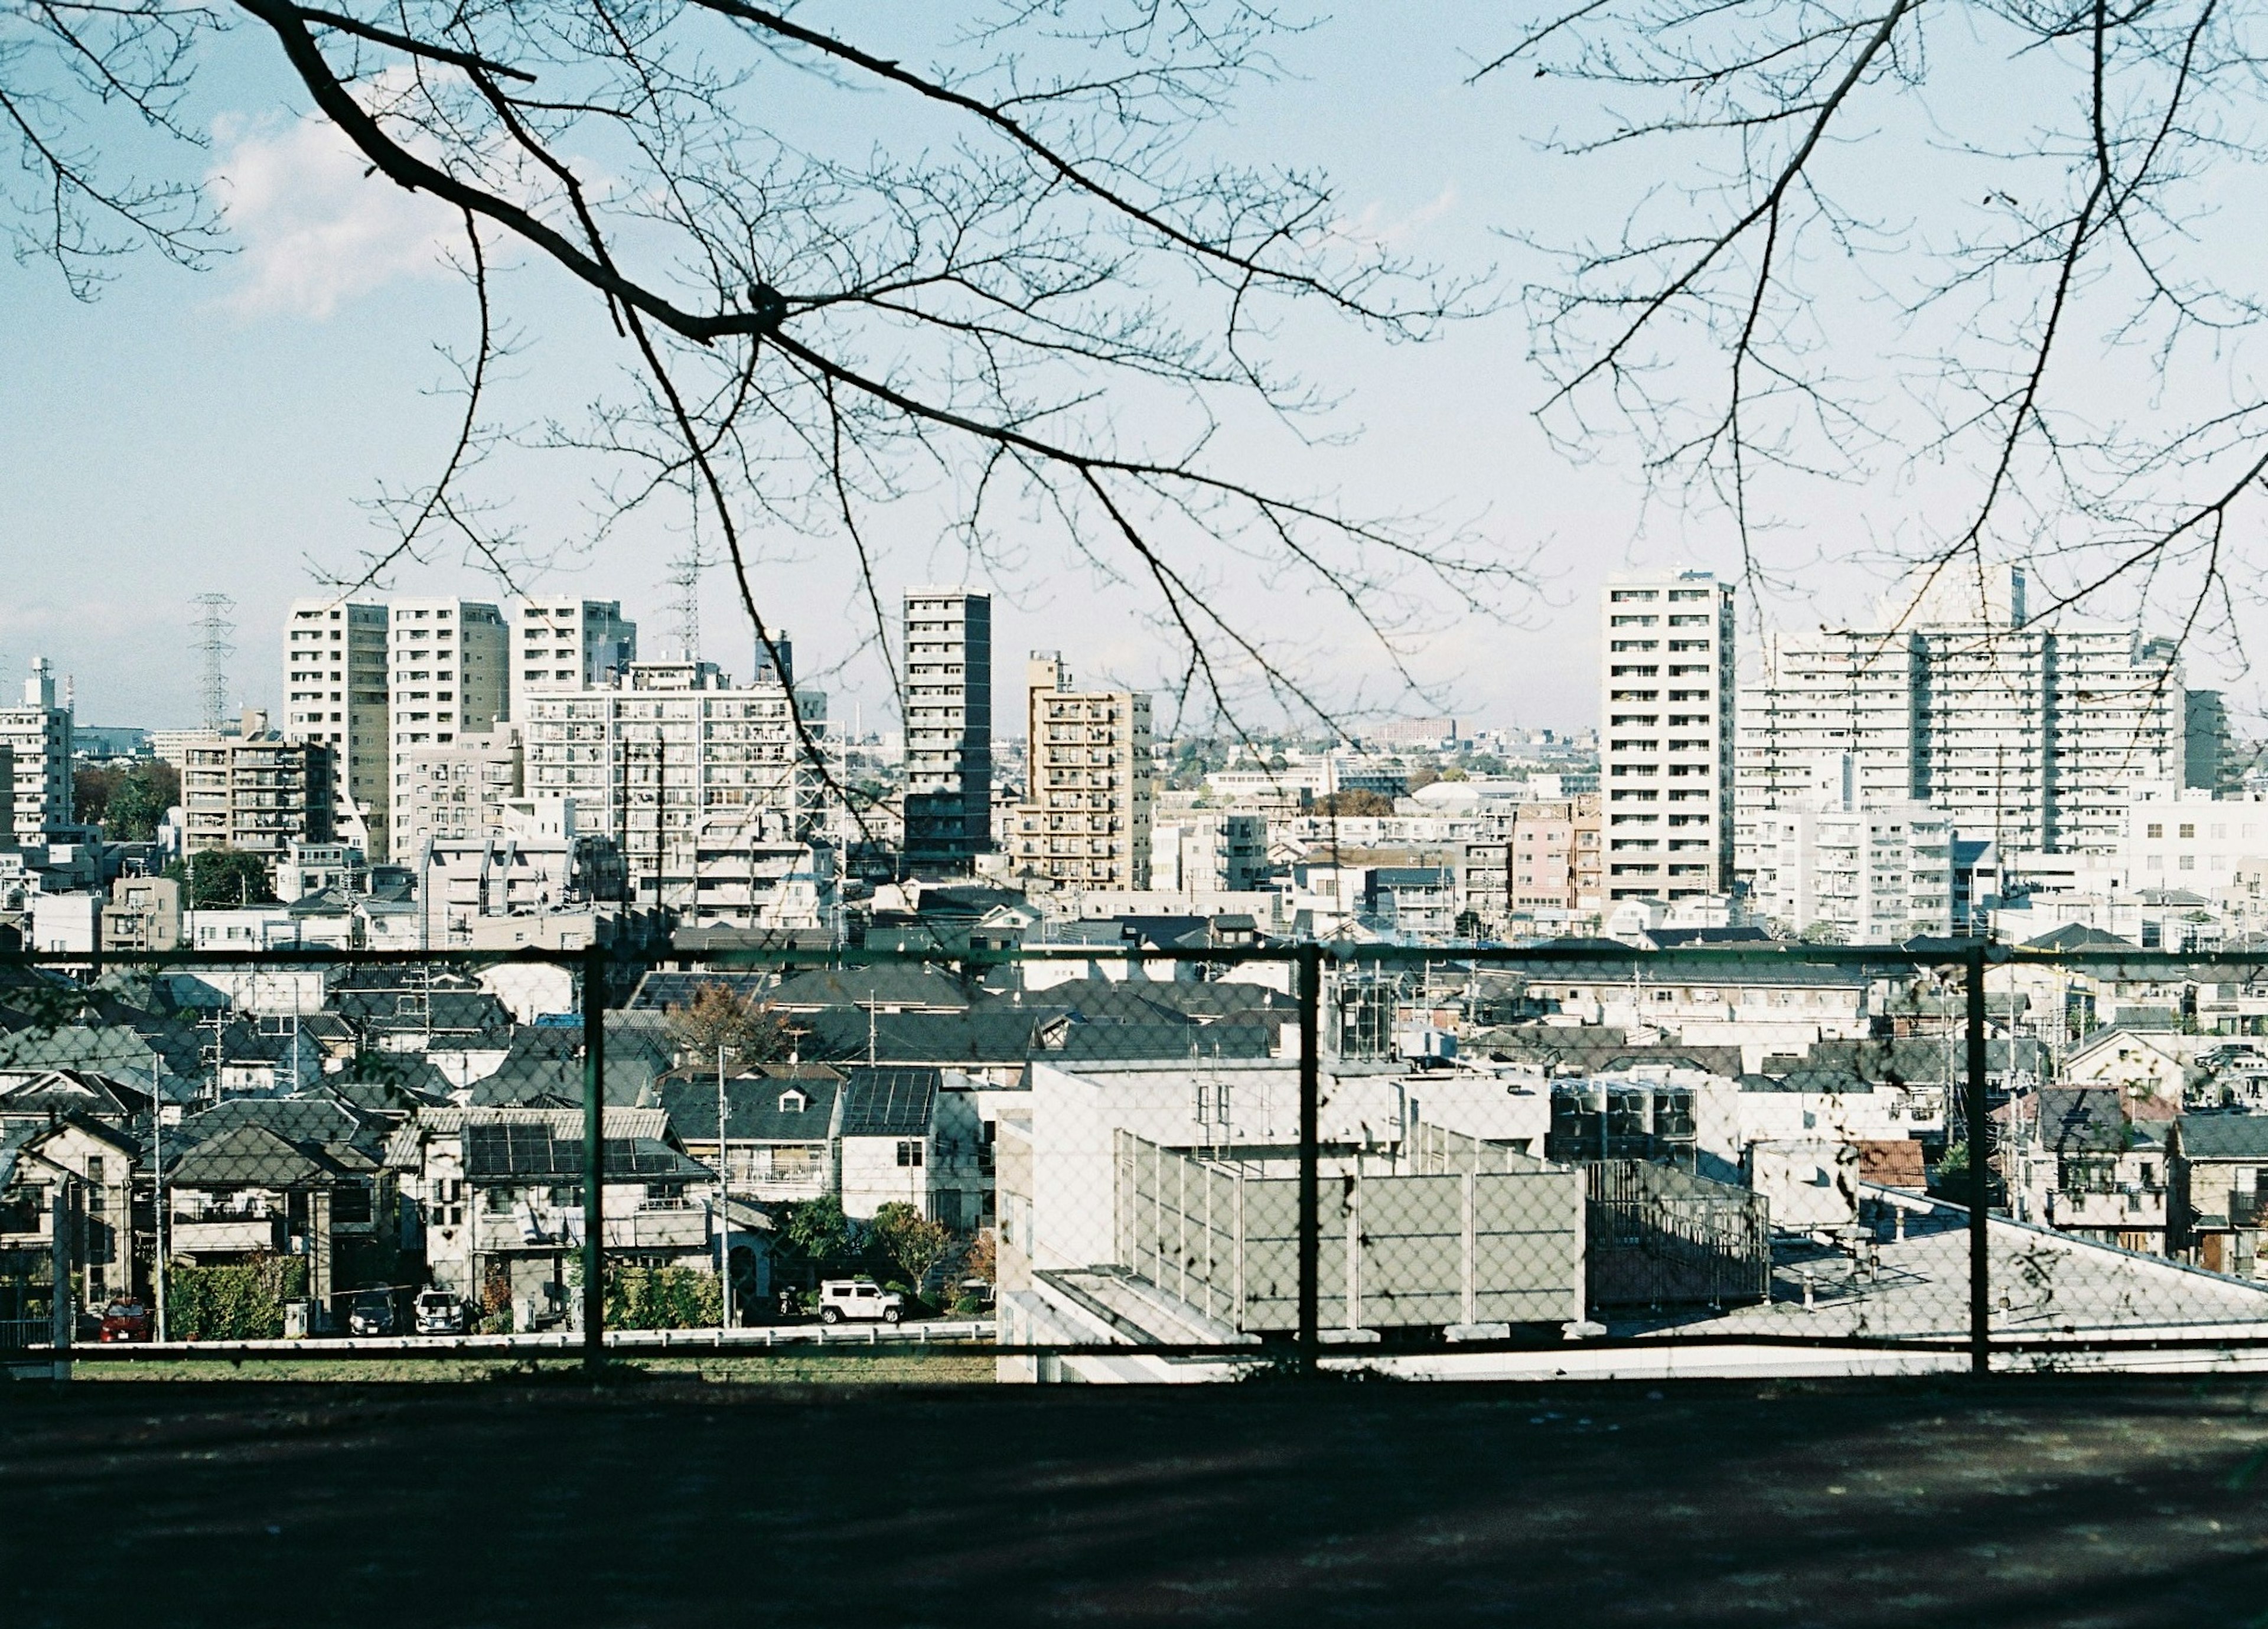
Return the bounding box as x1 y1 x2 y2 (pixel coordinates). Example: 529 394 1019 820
817 1279 904 1325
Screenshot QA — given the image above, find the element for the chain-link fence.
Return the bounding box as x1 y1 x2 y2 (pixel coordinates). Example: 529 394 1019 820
9 939 2268 1380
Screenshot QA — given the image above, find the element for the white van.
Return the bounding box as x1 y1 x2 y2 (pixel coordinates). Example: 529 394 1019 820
818 1279 904 1325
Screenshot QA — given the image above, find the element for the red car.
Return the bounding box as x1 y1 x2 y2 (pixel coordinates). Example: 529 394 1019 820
98 1300 152 1342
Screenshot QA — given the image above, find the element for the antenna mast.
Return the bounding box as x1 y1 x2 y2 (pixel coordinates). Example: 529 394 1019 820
666 511 709 660
193 593 236 731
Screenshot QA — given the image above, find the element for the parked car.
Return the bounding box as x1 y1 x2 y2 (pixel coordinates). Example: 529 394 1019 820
97 1300 152 1342
345 1292 396 1337
413 1290 467 1336
817 1279 903 1325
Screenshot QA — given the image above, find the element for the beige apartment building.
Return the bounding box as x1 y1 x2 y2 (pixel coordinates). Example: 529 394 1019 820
1012 653 1152 890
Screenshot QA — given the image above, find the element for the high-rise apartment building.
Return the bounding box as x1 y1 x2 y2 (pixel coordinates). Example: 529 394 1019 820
1736 566 2184 858
1011 653 1152 890
387 599 509 861
901 587 992 874
282 599 390 858
518 659 819 904
1599 571 1736 901
510 599 637 702
0 658 74 841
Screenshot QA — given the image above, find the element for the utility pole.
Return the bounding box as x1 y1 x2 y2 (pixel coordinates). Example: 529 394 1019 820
716 1041 731 1331
50 1177 76 1379
151 1057 168 1343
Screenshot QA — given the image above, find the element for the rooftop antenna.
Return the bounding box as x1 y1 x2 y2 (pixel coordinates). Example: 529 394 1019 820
194 593 236 732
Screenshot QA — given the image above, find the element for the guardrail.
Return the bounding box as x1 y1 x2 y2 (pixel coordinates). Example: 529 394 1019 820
31 1320 998 1361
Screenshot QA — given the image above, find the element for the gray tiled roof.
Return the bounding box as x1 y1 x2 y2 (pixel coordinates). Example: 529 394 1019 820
2176 1115 2268 1159
658 1075 839 1142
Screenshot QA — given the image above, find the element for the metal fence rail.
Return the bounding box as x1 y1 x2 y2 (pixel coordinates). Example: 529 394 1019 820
7 938 2268 1379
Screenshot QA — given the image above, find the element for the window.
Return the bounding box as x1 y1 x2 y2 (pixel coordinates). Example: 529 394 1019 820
895 1139 925 1168
2181 823 2197 839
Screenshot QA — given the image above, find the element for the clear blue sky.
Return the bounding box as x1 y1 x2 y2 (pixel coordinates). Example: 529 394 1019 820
4 5 2246 737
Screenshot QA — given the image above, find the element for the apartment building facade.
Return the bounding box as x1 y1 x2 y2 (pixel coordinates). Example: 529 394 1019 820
1744 800 1956 941
901 587 992 874
181 717 334 861
1599 571 1736 901
1737 567 2183 858
1012 653 1152 890
0 658 73 841
1150 812 1267 894
395 727 524 859
518 659 819 904
387 599 509 862
282 599 390 859
510 598 636 701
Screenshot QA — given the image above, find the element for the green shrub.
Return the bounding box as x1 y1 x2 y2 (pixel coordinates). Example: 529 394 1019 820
167 1256 308 1341
602 1265 722 1330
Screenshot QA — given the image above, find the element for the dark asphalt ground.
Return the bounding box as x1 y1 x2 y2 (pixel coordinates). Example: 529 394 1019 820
8 1371 2268 1626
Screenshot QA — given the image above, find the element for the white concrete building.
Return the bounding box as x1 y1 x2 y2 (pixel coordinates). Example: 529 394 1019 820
28 891 99 953
1740 768 1956 940
1599 571 1735 901
509 598 636 701
1151 813 1269 894
518 659 818 905
0 658 73 841
901 587 992 873
387 598 510 861
421 799 627 946
2119 784 2268 894
282 599 390 859
1738 566 2184 858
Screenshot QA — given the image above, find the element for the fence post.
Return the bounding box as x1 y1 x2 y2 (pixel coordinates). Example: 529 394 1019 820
50 1180 74 1380
1296 943 1321 1378
1965 943 1990 1376
582 940 607 1375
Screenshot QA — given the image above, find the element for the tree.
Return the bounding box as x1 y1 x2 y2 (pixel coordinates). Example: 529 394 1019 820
1313 790 1396 817
870 1201 953 1302
780 1195 850 1265
11 3 1519 758
106 760 179 841
165 848 275 907
1491 4 2268 646
665 982 794 1070
77 760 177 842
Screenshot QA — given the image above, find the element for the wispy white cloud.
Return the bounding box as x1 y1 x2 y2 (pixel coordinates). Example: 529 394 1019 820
207 108 458 317
1328 186 1459 252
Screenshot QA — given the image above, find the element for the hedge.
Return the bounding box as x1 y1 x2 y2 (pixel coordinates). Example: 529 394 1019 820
168 1256 308 1341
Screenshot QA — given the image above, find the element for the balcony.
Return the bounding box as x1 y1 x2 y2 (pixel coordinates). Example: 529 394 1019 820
473 1203 712 1254
172 1213 286 1254
2049 1188 2168 1231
